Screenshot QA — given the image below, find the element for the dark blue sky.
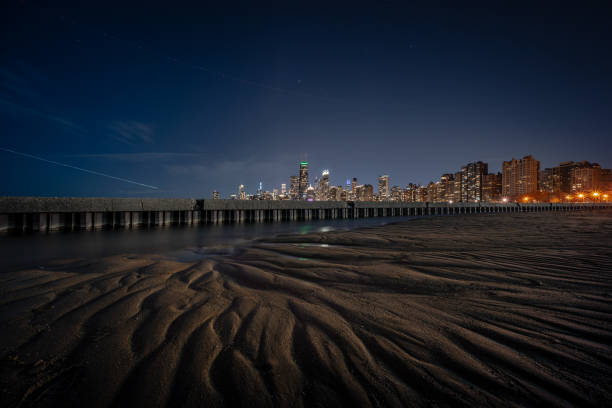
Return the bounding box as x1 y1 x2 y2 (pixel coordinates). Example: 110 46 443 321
2 1 611 197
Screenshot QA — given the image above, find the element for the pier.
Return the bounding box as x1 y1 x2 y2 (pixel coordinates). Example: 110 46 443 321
0 197 610 233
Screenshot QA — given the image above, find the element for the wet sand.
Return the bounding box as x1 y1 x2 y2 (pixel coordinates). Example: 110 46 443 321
1 211 611 407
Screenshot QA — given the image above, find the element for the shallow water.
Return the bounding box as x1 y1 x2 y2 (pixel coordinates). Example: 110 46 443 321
0 216 421 271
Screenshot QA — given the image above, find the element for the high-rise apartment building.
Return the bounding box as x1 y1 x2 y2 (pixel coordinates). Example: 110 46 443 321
540 167 562 193
461 161 488 202
351 177 357 200
238 184 246 200
298 161 309 200
281 183 286 196
378 175 389 200
453 172 462 202
439 173 453 202
559 161 578 193
570 161 602 193
416 185 427 202
482 173 502 201
390 185 401 201
601 169 612 193
426 182 438 202
502 155 540 198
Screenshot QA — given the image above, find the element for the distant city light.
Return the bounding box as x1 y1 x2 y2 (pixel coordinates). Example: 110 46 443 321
221 157 611 204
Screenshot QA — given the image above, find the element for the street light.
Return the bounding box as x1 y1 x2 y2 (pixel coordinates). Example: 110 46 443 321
502 197 508 203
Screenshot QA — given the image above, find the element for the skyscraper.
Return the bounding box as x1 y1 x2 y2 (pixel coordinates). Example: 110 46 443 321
570 161 602 193
460 161 488 202
238 184 246 200
351 177 357 200
298 161 309 200
212 190 219 200
378 175 389 200
318 170 330 201
363 184 374 201
281 183 286 196
482 173 502 201
289 176 299 200
439 173 453 202
540 167 561 193
502 155 540 198
453 171 462 202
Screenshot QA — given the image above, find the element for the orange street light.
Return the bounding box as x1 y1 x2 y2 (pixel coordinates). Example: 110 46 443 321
566 195 572 200
578 193 584 198
502 197 508 203
593 192 600 197
523 197 529 202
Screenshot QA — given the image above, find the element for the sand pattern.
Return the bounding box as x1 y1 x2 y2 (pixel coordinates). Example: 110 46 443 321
1 212 612 407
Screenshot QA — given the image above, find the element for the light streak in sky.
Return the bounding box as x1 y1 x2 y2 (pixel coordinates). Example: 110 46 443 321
0 147 159 189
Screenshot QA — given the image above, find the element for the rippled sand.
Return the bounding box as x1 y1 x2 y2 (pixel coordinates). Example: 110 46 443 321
1 211 611 407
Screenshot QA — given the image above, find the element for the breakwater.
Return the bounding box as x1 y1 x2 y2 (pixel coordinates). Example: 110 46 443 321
0 197 609 233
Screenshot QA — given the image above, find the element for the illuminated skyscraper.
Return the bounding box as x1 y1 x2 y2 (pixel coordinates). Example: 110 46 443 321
390 185 401 201
238 184 246 200
317 170 330 201
298 161 309 200
461 161 488 202
378 175 389 200
570 161 602 193
502 155 540 198
351 177 357 200
212 190 219 200
482 173 502 201
281 183 286 196
439 173 453 202
289 176 299 200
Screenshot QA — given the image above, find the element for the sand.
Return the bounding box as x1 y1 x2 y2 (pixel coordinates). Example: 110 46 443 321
1 211 611 407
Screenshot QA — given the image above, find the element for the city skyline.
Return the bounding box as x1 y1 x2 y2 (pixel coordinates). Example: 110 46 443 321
2 2 612 198
224 154 612 202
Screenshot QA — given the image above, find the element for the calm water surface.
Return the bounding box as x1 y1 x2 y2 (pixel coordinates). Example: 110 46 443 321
0 216 420 272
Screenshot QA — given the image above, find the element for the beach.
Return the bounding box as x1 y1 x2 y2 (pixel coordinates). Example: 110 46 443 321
1 211 611 407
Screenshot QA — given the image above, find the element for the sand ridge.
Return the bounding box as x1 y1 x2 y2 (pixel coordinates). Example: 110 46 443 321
1 211 611 407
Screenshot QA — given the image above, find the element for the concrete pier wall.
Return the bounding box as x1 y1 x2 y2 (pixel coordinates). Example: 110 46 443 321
0 197 609 233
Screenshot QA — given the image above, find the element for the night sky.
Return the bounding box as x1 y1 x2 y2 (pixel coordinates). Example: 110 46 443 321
2 1 611 197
